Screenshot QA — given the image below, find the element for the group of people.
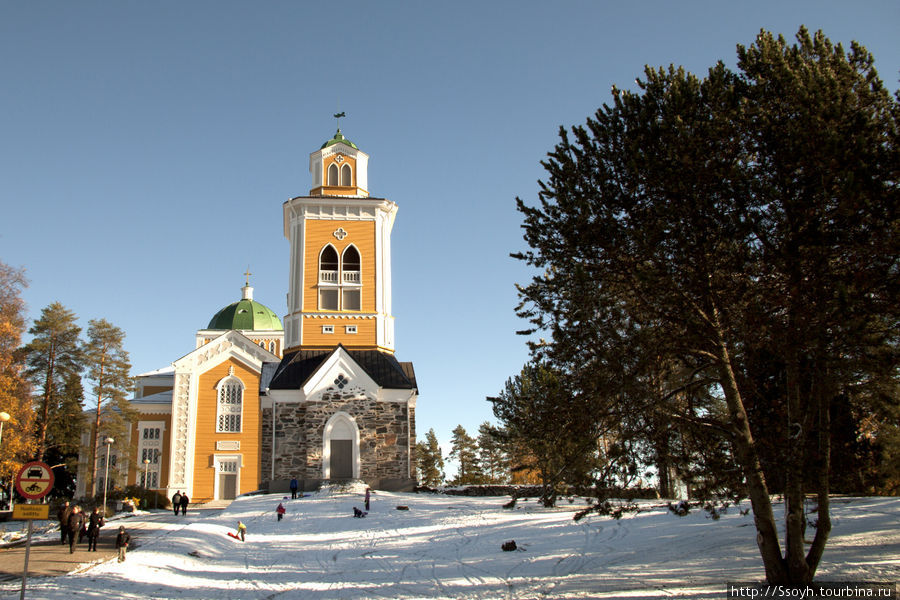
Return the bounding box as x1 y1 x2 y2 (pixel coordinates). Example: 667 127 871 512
171 490 189 515
55 500 131 561
56 502 104 553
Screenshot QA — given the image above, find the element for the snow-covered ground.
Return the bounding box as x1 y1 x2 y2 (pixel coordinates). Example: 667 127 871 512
0 486 897 599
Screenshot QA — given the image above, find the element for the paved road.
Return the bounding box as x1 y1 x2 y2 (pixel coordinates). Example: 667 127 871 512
0 506 226 582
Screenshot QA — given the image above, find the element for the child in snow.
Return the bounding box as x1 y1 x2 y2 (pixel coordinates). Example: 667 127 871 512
353 507 367 518
116 526 131 562
276 503 286 522
237 521 247 541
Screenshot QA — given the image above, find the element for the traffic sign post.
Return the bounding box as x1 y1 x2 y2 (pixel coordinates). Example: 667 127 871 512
14 461 54 600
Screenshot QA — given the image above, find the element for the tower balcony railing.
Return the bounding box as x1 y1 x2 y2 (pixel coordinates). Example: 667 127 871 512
319 270 338 284
343 271 361 284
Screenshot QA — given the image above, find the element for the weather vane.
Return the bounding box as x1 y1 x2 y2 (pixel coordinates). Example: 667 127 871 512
334 111 346 130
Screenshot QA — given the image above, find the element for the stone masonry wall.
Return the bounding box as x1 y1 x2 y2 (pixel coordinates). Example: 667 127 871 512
266 386 412 488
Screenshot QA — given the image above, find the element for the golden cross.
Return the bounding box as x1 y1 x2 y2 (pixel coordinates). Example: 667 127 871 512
244 267 252 287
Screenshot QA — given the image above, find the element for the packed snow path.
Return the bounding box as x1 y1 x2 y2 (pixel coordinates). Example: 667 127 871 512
1 489 896 599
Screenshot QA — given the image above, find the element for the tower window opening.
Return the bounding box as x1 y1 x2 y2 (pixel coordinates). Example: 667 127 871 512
340 164 352 186
319 245 339 283
342 245 361 283
319 288 339 311
317 244 362 312
327 163 339 186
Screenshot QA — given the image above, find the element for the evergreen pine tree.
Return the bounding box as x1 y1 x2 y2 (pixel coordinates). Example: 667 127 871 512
84 318 134 497
415 428 445 487
448 425 483 485
45 372 86 498
511 27 899 584
23 302 83 461
476 422 509 484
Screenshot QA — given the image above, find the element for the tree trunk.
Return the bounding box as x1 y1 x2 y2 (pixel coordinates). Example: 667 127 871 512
805 360 832 577
712 317 788 584
36 343 55 461
783 350 810 583
89 350 106 498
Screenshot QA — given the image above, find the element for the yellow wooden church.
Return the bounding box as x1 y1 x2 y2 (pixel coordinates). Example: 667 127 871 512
77 128 419 502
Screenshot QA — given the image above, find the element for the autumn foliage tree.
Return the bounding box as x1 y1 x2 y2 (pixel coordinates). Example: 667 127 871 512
0 261 37 491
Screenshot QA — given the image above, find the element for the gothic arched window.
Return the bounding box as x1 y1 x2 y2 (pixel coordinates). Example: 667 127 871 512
216 377 244 433
340 163 352 186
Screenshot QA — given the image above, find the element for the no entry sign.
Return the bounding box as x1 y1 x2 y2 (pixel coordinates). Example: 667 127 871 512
15 461 54 500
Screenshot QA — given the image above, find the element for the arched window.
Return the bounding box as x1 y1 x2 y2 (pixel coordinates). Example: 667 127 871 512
340 163 352 186
319 245 340 310
269 340 276 353
341 245 360 282
327 163 339 186
216 377 243 433
319 245 339 278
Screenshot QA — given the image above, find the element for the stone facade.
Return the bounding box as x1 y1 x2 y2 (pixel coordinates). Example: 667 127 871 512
261 384 416 492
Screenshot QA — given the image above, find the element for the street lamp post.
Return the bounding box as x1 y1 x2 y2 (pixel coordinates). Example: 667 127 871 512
0 412 9 510
102 437 114 515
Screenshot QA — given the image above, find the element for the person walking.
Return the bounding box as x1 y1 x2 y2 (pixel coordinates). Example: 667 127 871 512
86 507 104 551
289 477 298 499
66 506 84 554
365 487 371 512
179 492 189 516
57 501 71 545
115 526 131 562
172 491 182 516
276 502 286 522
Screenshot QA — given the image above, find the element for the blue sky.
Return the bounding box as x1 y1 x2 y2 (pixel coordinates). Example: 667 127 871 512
2 2 898 469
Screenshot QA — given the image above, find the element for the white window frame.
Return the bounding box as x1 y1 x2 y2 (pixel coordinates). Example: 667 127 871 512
345 325 357 334
322 325 335 334
216 376 244 433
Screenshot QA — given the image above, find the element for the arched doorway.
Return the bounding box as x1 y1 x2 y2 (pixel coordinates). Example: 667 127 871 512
323 412 359 480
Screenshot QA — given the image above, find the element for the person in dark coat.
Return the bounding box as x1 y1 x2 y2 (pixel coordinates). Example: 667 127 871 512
86 507 104 551
289 477 298 499
115 526 131 562
365 488 371 512
172 491 182 516
66 506 84 554
179 492 189 515
57 501 71 545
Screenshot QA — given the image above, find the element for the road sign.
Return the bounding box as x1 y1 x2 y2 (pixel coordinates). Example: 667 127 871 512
15 461 54 501
12 504 49 520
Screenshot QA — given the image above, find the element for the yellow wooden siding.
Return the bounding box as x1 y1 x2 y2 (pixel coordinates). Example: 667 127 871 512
301 318 378 349
192 359 261 501
303 219 376 315
126 413 172 493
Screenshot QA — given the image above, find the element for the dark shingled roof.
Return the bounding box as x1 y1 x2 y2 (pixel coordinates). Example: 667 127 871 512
268 345 416 391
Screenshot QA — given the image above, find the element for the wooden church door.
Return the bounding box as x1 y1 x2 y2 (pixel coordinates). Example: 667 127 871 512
330 440 353 479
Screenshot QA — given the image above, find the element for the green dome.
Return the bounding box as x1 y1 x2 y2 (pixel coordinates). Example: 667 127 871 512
321 129 358 150
207 287 283 331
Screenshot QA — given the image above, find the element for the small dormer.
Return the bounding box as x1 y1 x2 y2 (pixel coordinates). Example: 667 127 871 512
309 129 369 197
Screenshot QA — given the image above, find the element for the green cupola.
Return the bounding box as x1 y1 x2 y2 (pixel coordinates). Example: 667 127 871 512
207 284 283 331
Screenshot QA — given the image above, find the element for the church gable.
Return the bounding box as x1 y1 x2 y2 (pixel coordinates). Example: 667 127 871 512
302 346 378 400
174 329 276 374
